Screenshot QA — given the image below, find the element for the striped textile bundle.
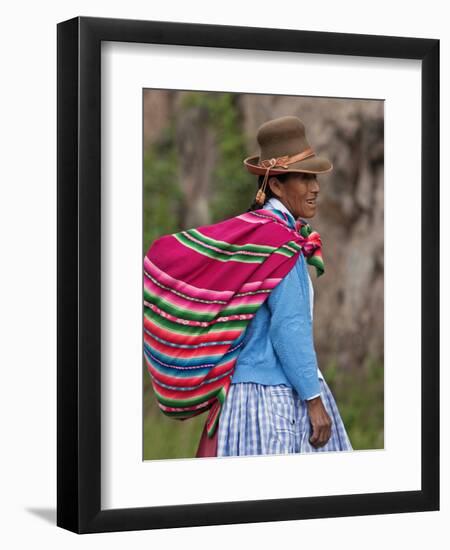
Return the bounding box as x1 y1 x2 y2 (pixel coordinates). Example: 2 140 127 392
143 208 323 439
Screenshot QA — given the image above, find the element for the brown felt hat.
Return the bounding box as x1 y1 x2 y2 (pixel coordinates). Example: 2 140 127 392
244 115 333 175
243 115 333 206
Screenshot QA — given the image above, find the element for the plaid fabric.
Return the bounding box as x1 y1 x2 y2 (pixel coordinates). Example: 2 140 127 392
217 379 353 456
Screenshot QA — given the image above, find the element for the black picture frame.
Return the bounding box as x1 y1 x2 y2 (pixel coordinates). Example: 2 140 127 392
57 15 440 534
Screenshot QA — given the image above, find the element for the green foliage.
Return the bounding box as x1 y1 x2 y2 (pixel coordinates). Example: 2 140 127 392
143 91 256 256
180 92 256 220
143 123 183 256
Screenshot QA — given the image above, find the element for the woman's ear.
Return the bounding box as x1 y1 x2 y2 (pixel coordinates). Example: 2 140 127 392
268 176 282 198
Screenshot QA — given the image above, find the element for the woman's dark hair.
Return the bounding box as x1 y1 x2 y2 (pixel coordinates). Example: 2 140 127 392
246 172 291 212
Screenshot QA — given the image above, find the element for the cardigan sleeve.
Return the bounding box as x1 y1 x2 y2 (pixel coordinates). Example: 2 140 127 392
268 253 322 401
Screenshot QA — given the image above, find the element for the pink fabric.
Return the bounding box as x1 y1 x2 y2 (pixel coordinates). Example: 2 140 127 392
196 421 219 457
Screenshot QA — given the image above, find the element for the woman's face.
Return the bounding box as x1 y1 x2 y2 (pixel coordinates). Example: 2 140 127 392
268 172 320 219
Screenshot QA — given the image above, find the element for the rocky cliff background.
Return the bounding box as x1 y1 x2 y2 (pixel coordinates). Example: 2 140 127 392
143 90 384 458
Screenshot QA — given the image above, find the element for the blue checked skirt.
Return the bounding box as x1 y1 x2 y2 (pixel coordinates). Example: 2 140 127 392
217 378 353 456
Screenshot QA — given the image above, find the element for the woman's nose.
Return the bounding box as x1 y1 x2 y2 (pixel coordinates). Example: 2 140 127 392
310 178 320 192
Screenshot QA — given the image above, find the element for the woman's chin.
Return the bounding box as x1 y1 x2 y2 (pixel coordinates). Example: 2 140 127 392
300 207 317 219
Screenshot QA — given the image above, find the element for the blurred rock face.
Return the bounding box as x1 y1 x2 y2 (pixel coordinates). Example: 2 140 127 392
144 91 384 372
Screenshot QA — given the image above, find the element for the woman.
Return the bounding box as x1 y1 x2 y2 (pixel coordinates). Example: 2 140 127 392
216 116 353 456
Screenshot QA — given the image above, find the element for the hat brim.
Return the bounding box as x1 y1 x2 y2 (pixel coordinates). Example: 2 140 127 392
243 154 333 175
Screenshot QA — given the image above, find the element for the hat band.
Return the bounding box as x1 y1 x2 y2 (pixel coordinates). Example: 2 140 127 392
259 147 315 169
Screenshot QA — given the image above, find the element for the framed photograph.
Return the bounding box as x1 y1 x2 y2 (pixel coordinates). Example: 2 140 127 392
57 16 439 533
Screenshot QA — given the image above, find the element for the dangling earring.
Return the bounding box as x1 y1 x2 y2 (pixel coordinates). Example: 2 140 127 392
255 167 270 206
255 158 278 207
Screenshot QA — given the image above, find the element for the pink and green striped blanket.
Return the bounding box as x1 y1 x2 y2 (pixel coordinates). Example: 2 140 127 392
143 208 323 439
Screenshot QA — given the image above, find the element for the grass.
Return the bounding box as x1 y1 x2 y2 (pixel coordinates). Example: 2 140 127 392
324 355 384 450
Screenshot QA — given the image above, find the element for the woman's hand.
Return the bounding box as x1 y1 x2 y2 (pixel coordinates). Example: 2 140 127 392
306 396 332 448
